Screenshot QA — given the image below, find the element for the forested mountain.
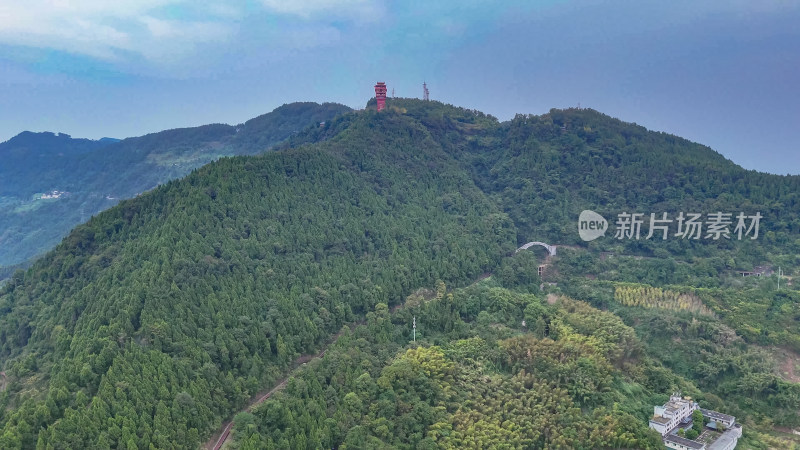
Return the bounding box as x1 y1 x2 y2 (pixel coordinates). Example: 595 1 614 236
0 131 116 195
0 102 352 270
0 99 798 449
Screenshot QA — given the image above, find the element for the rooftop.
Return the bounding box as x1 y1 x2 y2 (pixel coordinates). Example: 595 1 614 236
662 397 693 414
665 434 705 450
708 432 737 450
700 408 735 423
707 426 742 450
650 416 671 425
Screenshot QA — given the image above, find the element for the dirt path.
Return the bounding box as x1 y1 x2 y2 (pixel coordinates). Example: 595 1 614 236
202 328 345 450
777 348 800 383
473 272 492 283
205 378 290 450
202 272 494 449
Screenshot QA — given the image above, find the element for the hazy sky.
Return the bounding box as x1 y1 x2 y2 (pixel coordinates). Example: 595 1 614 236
1 0 798 174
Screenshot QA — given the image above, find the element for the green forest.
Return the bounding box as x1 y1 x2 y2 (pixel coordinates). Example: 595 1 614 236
231 282 665 449
0 99 798 448
0 102 351 269
228 270 800 449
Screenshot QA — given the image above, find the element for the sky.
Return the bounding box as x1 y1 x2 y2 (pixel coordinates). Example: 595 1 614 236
0 0 798 174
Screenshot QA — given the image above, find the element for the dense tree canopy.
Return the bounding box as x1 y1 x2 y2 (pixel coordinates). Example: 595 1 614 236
0 99 798 449
0 102 352 269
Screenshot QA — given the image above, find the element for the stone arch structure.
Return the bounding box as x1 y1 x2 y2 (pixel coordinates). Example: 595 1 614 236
515 241 557 257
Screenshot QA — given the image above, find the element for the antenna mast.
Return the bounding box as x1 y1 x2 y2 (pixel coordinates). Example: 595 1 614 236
423 82 429 101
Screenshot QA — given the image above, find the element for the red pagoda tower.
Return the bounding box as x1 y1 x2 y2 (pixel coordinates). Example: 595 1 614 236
374 82 387 111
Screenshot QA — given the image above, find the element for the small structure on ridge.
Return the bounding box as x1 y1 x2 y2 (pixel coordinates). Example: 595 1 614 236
374 82 387 111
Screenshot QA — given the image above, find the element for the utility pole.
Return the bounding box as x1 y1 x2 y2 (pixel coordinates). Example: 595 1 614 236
413 316 416 342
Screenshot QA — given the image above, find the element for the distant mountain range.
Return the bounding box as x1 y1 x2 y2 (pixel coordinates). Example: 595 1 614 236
0 102 352 270
0 99 798 448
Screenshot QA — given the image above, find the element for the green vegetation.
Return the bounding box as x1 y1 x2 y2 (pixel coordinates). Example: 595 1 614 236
471 107 800 261
614 284 714 316
0 102 351 270
0 105 510 448
0 99 798 448
233 284 664 449
692 409 704 434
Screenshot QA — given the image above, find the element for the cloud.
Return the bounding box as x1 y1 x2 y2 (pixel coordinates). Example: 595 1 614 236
260 0 385 22
0 1 237 62
135 16 232 63
274 25 343 50
0 0 389 77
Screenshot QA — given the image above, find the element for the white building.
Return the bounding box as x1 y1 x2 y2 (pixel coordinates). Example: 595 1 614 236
649 392 698 436
649 393 741 450
664 434 704 450
708 424 742 450
701 409 736 429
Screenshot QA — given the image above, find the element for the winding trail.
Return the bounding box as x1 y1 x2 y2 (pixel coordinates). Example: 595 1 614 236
203 272 499 449
205 376 291 450
203 330 341 450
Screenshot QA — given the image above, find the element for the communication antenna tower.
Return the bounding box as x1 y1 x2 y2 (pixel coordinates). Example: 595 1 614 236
423 82 429 101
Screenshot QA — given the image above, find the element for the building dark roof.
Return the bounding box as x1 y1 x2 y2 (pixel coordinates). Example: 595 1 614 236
664 434 705 450
700 408 735 423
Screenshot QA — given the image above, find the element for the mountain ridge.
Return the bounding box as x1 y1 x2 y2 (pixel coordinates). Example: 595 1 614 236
0 98 797 448
0 102 353 269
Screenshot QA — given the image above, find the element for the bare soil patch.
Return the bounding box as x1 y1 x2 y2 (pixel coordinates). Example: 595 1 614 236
776 347 800 383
